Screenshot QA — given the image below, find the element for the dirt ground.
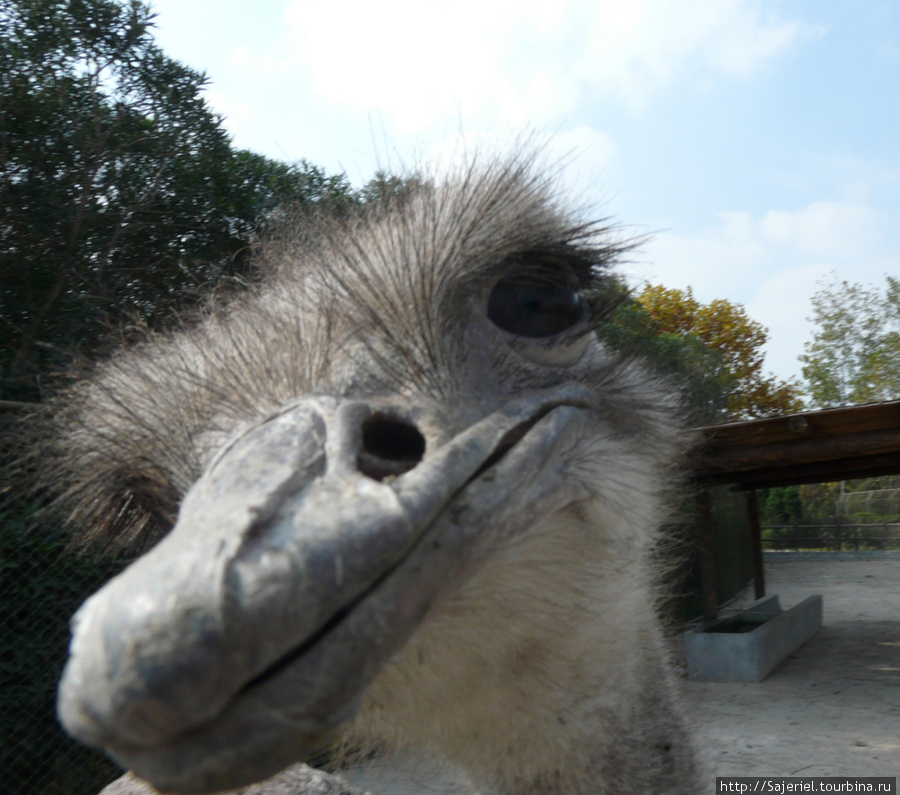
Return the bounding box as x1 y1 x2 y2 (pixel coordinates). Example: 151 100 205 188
679 552 900 784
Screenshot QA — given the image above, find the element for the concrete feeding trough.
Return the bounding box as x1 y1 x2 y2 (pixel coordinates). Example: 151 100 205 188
683 594 823 682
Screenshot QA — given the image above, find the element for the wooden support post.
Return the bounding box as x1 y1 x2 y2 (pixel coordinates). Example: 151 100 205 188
746 490 765 600
696 488 718 624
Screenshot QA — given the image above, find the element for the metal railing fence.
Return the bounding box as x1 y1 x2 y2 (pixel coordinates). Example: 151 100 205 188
761 522 900 551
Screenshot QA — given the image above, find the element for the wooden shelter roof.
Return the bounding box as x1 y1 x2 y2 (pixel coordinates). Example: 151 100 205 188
690 400 900 489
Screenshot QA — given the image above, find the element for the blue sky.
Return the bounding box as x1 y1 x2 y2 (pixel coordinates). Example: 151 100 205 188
146 0 900 387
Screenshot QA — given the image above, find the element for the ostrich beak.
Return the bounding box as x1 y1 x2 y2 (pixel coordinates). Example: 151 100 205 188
57 389 591 794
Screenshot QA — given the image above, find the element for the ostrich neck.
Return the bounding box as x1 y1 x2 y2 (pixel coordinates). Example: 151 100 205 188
337 510 697 795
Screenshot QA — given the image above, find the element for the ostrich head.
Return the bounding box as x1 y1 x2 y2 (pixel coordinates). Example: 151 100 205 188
49 155 694 794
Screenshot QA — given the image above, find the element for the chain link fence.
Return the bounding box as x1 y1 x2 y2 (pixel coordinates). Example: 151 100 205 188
835 488 900 517
1 503 133 794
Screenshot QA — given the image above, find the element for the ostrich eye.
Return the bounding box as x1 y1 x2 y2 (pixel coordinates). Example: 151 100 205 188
488 271 587 338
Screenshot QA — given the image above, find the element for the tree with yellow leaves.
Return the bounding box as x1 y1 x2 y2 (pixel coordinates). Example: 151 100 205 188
598 284 803 422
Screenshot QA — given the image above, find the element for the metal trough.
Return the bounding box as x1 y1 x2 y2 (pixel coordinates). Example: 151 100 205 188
683 594 823 682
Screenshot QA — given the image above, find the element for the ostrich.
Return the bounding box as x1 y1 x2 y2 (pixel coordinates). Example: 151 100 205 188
44 154 697 794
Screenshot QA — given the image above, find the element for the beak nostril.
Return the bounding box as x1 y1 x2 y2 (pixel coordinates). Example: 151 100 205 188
358 414 426 481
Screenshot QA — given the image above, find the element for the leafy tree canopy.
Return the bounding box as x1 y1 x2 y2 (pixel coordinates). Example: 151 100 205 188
596 292 734 424
598 284 804 423
800 275 900 408
0 0 358 401
637 285 803 420
761 486 803 524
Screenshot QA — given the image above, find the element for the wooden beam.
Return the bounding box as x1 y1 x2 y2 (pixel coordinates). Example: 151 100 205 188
697 453 900 490
746 491 765 600
690 400 900 488
694 429 900 476
694 400 900 446
696 489 718 624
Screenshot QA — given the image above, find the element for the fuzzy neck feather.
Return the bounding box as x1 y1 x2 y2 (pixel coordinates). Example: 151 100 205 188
332 509 696 795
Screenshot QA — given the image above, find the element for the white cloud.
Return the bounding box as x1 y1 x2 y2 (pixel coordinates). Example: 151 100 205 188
546 126 619 207
281 0 808 130
703 4 811 76
640 200 895 383
575 1 805 102
640 210 769 299
283 0 548 131
760 202 888 258
548 125 618 167
229 46 254 69
748 264 832 384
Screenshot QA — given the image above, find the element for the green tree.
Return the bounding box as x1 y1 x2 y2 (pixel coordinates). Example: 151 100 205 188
600 284 804 423
638 285 804 420
0 5 365 790
357 170 424 206
800 275 900 408
762 486 803 524
0 0 356 401
596 294 735 424
797 482 841 521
